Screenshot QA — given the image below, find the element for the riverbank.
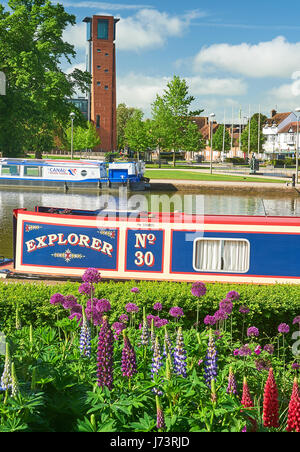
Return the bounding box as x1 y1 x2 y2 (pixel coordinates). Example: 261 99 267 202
149 178 299 195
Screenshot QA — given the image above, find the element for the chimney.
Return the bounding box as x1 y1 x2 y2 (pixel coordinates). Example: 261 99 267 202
271 109 277 118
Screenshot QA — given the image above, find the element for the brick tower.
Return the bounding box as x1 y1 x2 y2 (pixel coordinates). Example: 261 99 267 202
83 15 119 153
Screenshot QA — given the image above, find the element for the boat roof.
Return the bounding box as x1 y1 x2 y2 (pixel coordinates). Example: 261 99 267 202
23 206 300 227
0 158 105 167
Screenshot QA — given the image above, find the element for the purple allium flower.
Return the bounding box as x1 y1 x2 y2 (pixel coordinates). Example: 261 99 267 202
131 287 139 294
226 290 240 301
153 302 163 311
78 282 94 296
204 330 218 388
119 314 129 323
69 312 83 323
239 306 250 315
264 344 275 355
227 367 238 395
125 302 139 313
169 306 184 319
62 295 78 309
121 332 137 378
96 299 111 313
204 315 216 326
97 316 114 390
278 323 290 334
191 281 207 297
219 300 233 315
112 321 126 340
255 358 271 372
156 395 165 430
292 363 300 370
82 267 101 284
247 326 259 337
214 310 228 322
80 311 91 357
173 327 187 378
293 316 300 325
155 318 169 328
50 293 65 305
238 344 252 357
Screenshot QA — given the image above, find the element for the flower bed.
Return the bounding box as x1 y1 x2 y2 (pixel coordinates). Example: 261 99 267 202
0 272 300 432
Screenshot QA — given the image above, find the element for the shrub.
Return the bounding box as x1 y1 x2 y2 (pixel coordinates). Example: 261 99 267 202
0 280 300 336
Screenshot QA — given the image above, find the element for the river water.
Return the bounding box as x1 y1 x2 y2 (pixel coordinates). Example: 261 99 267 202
1 187 300 259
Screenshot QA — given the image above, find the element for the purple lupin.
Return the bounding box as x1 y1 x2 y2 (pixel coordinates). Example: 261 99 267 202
97 316 114 390
121 331 137 379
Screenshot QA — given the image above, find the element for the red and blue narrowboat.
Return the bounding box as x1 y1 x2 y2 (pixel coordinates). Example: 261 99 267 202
2 206 300 284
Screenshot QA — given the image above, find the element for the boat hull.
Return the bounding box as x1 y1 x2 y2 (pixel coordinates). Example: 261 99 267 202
9 208 300 284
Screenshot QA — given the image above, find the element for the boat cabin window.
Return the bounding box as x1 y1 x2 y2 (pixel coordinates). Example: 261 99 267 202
1 165 20 176
193 238 250 273
23 166 42 177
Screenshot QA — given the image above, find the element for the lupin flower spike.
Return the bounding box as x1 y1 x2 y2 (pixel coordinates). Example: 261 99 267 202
97 316 114 390
204 330 218 388
80 308 91 357
140 307 149 346
0 342 12 391
241 377 254 408
227 366 238 396
121 330 137 378
173 326 187 378
11 362 19 397
156 395 165 431
263 368 279 429
286 377 300 432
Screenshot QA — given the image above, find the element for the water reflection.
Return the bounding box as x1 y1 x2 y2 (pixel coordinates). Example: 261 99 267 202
0 188 300 259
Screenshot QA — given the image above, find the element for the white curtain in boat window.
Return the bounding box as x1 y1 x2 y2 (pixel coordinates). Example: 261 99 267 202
194 239 249 273
195 239 221 271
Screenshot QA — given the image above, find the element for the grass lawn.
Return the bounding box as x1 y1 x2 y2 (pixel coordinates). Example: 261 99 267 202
145 169 286 183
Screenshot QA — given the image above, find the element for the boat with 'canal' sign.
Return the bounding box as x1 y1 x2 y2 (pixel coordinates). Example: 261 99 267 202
0 158 149 191
2 206 300 284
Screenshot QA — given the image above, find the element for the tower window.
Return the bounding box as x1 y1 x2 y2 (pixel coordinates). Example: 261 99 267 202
104 69 109 73
97 49 101 53
104 85 109 90
97 19 109 40
96 115 100 128
97 81 101 86
97 65 101 69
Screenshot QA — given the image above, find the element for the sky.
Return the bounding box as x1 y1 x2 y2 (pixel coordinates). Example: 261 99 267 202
6 0 300 122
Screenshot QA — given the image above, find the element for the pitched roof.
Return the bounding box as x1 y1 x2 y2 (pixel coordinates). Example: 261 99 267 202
278 122 300 133
264 112 291 126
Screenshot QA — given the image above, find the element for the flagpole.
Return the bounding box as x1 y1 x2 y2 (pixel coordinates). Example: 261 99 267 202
257 104 261 157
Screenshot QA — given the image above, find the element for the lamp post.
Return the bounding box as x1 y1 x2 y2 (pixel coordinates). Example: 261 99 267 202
209 113 215 174
295 108 300 184
70 112 75 160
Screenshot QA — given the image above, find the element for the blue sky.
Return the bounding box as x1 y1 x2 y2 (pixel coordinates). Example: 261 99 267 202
6 0 300 122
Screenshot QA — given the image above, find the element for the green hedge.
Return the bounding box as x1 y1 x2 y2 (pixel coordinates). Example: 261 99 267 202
1 280 300 336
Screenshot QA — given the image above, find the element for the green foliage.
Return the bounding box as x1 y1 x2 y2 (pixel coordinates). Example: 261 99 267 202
241 113 267 156
1 280 300 336
212 125 231 153
116 103 142 151
0 0 91 156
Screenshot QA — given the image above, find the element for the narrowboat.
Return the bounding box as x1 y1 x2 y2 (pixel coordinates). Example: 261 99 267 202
0 158 150 191
3 206 300 284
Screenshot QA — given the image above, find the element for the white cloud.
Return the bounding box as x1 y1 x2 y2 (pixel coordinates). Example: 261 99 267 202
187 76 247 96
193 36 300 78
63 22 87 50
63 8 206 53
117 73 247 116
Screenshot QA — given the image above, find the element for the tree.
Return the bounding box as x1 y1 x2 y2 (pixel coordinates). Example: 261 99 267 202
116 103 142 151
151 76 203 167
0 0 91 156
211 125 231 153
64 122 101 152
124 110 151 160
241 113 267 158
